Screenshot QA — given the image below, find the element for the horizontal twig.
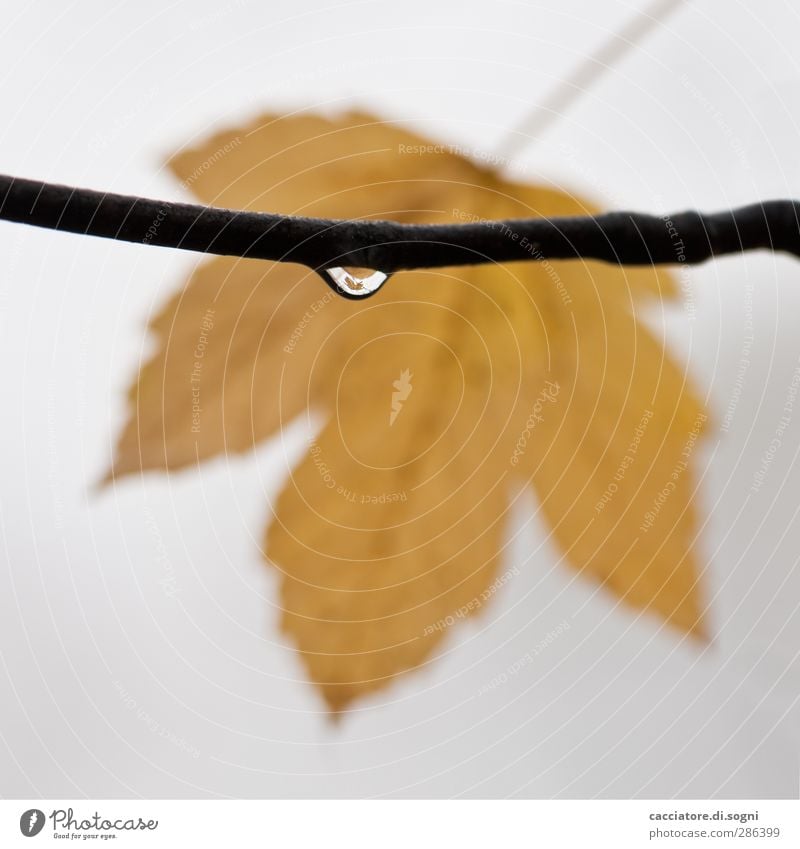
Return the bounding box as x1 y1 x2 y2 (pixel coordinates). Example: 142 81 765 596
1 174 799 297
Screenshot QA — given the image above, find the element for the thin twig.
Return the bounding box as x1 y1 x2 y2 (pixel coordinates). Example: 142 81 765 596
1 174 798 297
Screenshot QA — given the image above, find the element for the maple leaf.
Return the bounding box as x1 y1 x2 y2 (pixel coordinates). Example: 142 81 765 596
109 111 707 712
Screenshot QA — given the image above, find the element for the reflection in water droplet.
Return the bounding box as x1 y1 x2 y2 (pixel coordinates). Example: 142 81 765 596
318 266 391 299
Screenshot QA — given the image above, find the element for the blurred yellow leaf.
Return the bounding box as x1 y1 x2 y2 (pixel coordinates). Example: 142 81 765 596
110 111 707 712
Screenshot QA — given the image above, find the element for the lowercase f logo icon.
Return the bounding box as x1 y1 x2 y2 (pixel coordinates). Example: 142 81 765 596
19 809 45 837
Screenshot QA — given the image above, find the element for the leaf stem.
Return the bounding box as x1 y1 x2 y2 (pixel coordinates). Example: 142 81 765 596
495 0 687 161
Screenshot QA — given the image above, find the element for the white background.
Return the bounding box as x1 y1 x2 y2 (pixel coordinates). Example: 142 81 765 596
0 0 799 798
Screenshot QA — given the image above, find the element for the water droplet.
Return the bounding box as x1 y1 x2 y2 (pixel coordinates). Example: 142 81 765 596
318 266 391 299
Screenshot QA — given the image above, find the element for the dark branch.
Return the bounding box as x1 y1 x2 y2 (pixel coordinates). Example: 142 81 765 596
2 174 799 298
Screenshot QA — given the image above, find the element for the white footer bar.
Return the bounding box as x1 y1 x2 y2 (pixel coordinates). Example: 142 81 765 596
2 799 798 848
